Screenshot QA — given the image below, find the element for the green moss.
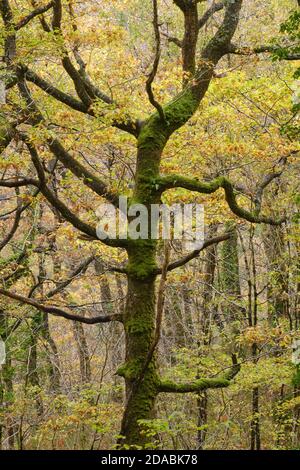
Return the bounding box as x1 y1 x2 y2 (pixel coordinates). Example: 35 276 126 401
138 119 168 152
125 316 153 336
117 359 143 380
127 239 157 280
137 88 198 154
163 88 198 131
159 377 230 393
156 174 225 193
118 360 160 448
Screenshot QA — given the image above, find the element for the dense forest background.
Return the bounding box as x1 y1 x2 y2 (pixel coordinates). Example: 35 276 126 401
0 0 299 450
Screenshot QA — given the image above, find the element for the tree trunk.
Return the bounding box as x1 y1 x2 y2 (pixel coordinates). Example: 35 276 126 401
118 272 160 448
26 316 44 416
72 321 91 384
263 225 289 325
197 226 217 449
250 384 261 450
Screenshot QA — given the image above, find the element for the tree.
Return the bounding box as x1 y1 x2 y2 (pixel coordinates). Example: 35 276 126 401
0 0 297 448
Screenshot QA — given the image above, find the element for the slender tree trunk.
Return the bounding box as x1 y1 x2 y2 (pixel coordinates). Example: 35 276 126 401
263 225 289 325
250 383 261 450
197 226 217 449
2 356 15 449
249 230 261 450
72 321 91 384
0 310 15 449
220 222 241 322
26 316 44 416
40 313 61 391
197 391 208 449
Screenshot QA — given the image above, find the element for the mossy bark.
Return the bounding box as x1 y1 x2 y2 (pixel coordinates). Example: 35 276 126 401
118 273 160 448
117 129 162 448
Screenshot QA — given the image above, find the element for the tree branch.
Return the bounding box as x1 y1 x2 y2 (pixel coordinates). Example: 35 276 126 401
159 355 240 393
198 2 225 30
228 43 300 60
47 138 121 206
157 173 284 225
145 0 166 123
16 75 123 206
138 1 243 153
0 192 22 251
24 140 128 247
41 256 95 299
15 1 54 30
22 66 90 113
154 232 232 274
0 177 39 187
0 288 122 324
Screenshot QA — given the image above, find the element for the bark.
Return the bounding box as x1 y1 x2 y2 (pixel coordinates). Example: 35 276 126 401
250 383 261 450
220 222 241 322
118 272 160 448
263 225 289 324
26 318 44 416
197 390 208 449
181 2 199 79
0 310 15 449
197 225 218 449
72 321 91 384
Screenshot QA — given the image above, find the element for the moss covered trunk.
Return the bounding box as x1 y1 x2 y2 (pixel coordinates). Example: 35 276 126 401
117 131 163 447
118 271 159 448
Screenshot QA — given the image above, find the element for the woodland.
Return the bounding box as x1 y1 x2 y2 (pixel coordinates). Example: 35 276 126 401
0 0 299 451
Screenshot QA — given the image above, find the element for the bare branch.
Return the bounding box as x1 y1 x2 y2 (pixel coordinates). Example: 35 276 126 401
0 192 22 251
42 256 95 299
30 0 51 32
146 0 166 123
0 288 122 324
155 232 232 274
15 1 54 30
228 43 300 60
47 139 121 206
0 177 39 187
161 31 182 48
198 2 225 30
22 66 90 113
